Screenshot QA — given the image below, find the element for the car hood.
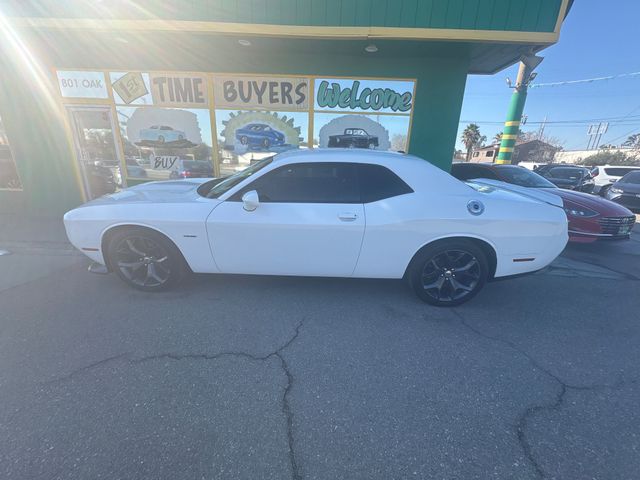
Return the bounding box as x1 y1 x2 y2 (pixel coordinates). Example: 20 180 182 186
466 179 564 208
81 178 215 206
615 181 640 194
552 188 634 215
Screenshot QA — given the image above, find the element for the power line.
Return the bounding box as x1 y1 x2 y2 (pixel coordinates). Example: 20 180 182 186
459 113 640 126
529 70 640 89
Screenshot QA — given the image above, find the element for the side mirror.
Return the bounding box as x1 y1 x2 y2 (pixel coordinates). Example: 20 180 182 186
241 190 260 212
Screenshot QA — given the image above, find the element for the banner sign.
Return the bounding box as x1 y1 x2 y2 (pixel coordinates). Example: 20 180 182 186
112 72 148 105
57 71 108 99
150 155 180 170
214 76 309 110
315 78 414 113
150 73 209 107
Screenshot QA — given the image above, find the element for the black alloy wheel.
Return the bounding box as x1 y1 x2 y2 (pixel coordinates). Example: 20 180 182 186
409 240 489 306
107 228 186 291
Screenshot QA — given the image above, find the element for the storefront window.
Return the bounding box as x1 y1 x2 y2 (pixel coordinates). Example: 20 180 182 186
57 70 416 187
117 106 213 181
313 78 414 153
0 114 23 190
214 109 308 177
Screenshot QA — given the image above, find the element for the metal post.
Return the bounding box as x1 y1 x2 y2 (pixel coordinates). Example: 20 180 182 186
496 56 543 164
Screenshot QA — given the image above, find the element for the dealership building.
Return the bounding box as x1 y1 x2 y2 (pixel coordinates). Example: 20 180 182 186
0 0 571 215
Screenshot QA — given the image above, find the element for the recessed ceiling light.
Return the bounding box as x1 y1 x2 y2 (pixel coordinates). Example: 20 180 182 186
364 44 378 53
238 39 251 46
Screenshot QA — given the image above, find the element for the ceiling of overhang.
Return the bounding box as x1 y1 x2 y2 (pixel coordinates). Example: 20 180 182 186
17 28 557 75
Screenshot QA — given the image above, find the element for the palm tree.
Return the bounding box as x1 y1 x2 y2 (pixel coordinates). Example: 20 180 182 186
622 133 640 149
461 124 482 161
493 132 503 144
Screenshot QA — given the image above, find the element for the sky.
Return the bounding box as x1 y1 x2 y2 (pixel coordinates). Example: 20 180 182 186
456 0 640 152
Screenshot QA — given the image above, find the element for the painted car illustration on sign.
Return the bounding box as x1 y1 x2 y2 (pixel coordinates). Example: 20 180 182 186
139 125 185 144
235 123 286 149
328 128 379 149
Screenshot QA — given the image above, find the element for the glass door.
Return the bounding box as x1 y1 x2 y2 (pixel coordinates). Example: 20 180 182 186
66 106 123 200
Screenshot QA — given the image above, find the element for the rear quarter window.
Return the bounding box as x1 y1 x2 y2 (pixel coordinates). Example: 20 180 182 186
604 167 639 176
357 164 413 203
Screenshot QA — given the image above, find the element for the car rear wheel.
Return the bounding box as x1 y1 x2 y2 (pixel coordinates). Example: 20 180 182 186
409 240 488 306
106 228 186 292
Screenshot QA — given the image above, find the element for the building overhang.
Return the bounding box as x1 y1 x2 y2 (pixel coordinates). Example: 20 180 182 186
3 0 573 74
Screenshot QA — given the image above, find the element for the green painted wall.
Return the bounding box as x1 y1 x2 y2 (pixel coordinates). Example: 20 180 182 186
0 50 84 216
4 0 564 33
0 32 468 215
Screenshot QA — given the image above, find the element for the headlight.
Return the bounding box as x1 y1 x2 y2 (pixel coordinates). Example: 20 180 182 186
610 187 623 194
563 206 599 218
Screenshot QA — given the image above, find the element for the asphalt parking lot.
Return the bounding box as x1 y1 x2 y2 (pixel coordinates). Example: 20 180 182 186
1 226 639 480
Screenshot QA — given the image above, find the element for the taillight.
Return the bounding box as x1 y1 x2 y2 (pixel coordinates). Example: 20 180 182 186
181 170 193 177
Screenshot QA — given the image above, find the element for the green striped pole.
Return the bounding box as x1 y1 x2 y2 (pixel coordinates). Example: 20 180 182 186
496 58 541 164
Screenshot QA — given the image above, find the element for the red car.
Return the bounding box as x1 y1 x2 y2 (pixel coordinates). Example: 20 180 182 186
451 163 636 243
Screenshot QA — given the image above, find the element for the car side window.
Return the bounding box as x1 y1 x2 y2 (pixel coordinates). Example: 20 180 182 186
452 165 498 181
232 162 360 204
357 164 413 203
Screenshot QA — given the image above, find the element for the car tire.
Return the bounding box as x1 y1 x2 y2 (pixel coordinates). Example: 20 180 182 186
599 185 611 197
368 142 376 149
106 228 187 292
408 239 489 307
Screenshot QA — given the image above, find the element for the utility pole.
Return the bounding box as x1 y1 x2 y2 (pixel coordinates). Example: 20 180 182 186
496 55 544 164
538 115 547 140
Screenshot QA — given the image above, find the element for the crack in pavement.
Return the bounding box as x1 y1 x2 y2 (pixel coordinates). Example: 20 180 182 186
42 320 304 480
450 308 624 479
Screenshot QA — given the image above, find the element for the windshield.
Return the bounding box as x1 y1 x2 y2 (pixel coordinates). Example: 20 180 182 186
204 157 273 198
619 171 640 184
495 165 556 188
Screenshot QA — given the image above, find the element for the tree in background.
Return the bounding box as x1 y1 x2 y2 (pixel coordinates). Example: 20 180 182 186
579 150 639 166
493 132 503 144
517 130 564 149
390 133 408 152
460 124 483 161
622 133 640 149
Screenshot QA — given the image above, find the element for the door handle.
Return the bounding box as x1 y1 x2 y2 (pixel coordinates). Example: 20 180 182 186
338 212 358 221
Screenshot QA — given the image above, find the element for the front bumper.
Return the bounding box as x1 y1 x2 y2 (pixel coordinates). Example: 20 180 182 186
568 215 635 242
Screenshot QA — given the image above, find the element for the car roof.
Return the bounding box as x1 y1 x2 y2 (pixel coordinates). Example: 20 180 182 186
273 148 407 164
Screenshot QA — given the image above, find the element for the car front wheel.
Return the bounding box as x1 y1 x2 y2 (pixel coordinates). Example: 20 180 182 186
409 240 489 306
106 228 186 292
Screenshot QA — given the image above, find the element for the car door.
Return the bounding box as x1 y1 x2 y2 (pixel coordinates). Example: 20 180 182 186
206 162 365 276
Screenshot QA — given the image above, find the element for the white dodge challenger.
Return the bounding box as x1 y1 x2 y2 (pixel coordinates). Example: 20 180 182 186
64 150 568 306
